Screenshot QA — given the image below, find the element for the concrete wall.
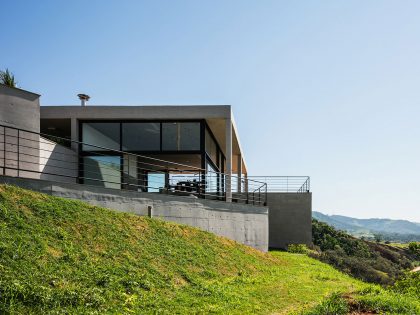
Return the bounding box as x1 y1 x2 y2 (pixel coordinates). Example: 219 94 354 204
0 85 40 131
39 136 78 183
0 175 269 251
267 192 312 249
0 85 41 179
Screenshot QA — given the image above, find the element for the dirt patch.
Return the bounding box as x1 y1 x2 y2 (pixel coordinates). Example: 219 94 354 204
343 294 377 314
46 246 62 258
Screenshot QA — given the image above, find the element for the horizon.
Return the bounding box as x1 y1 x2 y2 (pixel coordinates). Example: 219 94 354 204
314 210 420 224
2 1 420 221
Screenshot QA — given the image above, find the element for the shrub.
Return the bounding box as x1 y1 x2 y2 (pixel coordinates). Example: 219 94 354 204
393 272 420 297
305 293 349 315
287 244 309 254
408 242 420 258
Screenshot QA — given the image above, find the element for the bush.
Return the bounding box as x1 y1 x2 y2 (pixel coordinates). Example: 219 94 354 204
393 272 420 297
287 244 309 254
305 293 349 315
408 242 420 258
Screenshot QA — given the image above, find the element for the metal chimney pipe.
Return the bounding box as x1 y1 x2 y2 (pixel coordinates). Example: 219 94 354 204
77 94 90 106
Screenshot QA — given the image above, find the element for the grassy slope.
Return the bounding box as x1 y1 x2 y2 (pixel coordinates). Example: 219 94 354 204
0 185 417 314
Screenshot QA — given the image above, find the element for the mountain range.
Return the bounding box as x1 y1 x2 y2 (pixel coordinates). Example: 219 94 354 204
313 211 420 241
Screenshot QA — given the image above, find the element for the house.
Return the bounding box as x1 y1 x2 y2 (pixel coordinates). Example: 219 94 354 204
0 84 312 251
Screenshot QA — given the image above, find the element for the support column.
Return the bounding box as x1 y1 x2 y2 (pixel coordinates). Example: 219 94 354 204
244 173 249 203
225 118 232 202
237 154 242 193
70 118 78 152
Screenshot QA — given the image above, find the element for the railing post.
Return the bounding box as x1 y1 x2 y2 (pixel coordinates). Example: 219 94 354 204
265 184 268 206
3 127 5 176
17 129 20 177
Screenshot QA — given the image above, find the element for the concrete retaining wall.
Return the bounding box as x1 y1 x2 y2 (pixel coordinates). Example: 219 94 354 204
0 175 269 251
267 192 312 249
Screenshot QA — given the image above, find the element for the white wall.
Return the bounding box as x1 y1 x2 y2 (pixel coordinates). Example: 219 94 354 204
39 137 78 183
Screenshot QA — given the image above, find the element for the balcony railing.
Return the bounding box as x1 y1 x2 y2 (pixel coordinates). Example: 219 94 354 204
247 176 310 193
0 124 268 206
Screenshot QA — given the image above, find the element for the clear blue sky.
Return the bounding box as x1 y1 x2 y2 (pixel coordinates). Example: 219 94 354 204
2 1 420 221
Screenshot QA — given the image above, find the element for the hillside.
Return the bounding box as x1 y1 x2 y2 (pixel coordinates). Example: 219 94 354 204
311 219 418 285
313 211 420 242
0 185 419 314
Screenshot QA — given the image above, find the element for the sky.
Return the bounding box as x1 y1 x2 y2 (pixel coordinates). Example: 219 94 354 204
2 1 420 222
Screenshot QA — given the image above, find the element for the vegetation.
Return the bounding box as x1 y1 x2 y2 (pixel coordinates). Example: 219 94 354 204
0 184 418 314
287 243 309 254
311 219 418 285
0 68 17 87
408 241 420 258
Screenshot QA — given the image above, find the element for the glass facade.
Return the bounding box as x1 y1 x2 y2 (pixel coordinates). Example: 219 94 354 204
206 161 218 194
82 123 120 151
122 122 160 151
80 121 224 196
162 122 200 151
83 156 121 189
205 128 218 165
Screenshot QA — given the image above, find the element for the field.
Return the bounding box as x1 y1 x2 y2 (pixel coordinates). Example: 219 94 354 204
0 185 418 314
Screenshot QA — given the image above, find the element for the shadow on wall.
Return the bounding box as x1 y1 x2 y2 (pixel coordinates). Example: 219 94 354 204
39 137 78 183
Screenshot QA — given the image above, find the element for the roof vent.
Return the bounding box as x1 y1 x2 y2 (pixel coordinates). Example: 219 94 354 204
77 93 90 106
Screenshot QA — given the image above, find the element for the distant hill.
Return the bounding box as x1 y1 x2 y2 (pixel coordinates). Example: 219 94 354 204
313 211 420 242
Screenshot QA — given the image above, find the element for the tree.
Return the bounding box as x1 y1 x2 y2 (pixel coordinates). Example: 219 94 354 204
0 68 17 87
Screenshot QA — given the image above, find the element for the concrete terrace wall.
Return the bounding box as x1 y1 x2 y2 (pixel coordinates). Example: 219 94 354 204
0 175 269 251
0 85 40 179
0 85 40 131
267 192 312 249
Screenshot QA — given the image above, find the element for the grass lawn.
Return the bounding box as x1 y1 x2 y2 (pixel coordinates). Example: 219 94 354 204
0 185 418 314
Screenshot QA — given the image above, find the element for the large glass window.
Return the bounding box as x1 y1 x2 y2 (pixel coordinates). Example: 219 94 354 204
206 161 218 194
122 123 160 151
205 128 218 165
82 123 120 151
147 173 165 192
162 122 200 151
83 156 121 189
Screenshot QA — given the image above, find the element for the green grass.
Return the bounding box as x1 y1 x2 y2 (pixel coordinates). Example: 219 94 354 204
0 185 418 314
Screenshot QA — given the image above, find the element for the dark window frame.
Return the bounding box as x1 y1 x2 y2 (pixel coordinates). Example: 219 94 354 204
78 120 227 191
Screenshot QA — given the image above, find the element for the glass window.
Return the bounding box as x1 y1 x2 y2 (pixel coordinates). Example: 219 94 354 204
206 161 218 194
162 122 200 151
83 156 121 189
147 173 165 192
205 128 218 164
82 123 120 151
122 123 160 151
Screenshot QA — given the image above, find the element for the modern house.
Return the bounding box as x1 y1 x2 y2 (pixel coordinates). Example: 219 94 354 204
39 104 249 202
0 84 312 251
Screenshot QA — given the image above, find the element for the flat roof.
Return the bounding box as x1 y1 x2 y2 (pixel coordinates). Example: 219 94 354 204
40 105 247 173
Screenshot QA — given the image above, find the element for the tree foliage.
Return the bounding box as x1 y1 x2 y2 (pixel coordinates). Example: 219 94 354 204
0 68 17 87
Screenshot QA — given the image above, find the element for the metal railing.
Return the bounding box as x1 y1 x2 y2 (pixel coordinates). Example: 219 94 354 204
0 124 267 206
247 176 310 193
